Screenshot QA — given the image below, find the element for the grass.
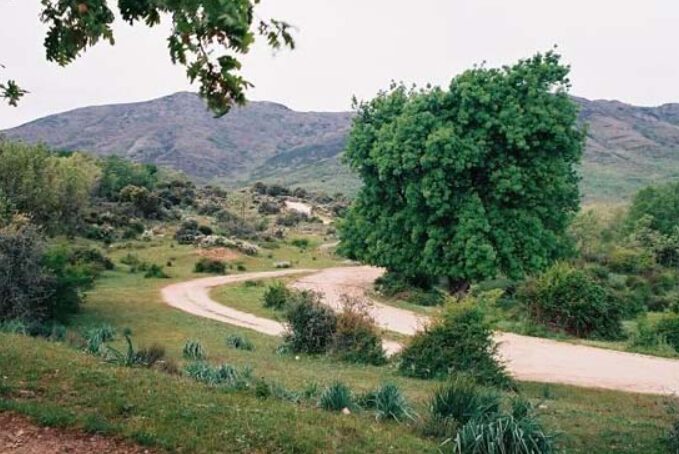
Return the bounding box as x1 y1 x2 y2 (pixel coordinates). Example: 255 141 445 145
2 234 676 452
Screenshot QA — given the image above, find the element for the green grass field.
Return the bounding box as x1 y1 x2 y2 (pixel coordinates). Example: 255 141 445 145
0 235 676 452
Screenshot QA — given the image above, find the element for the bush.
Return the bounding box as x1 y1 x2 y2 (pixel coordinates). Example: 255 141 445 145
194 257 227 274
363 383 414 422
144 264 169 279
655 316 679 352
517 262 624 340
68 247 114 271
319 382 353 411
430 377 501 428
103 329 165 368
225 334 254 351
399 304 511 388
262 281 292 310
450 414 554 454
183 340 207 360
331 295 386 365
291 238 310 249
607 246 654 274
0 224 95 324
283 290 337 354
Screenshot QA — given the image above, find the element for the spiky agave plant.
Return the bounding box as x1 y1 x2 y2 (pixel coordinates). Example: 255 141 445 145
183 339 207 360
372 383 415 422
225 334 254 351
450 414 554 454
319 382 353 411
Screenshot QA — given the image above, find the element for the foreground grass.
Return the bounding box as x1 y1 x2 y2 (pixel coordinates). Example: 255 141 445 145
0 334 434 453
8 235 672 452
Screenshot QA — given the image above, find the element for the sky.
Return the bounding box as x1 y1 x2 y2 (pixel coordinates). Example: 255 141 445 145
1 0 678 129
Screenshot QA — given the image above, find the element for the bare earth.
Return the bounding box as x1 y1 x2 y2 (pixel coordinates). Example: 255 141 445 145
0 412 151 454
162 266 679 395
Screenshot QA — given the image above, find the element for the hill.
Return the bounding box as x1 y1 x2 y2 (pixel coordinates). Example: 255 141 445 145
5 92 679 199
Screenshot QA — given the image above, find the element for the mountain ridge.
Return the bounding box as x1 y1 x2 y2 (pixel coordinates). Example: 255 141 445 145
5 91 679 199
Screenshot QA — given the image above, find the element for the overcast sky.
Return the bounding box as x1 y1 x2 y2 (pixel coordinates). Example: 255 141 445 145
1 0 678 129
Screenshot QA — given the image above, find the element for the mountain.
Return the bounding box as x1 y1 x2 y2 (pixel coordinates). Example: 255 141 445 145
5 91 679 200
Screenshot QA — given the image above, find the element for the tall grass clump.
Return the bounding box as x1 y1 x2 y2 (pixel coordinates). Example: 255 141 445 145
429 377 501 428
104 329 166 368
184 362 252 389
262 281 291 310
399 303 511 388
319 382 353 412
449 413 554 454
360 383 414 422
225 334 254 351
183 339 207 360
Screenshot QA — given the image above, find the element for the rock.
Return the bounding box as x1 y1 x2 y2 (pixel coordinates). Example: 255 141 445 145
341 407 351 415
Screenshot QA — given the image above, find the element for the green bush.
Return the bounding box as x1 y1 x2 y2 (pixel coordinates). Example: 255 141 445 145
517 262 624 340
143 264 169 279
225 334 254 351
654 316 679 352
430 377 501 427
290 238 310 249
449 414 554 454
283 290 337 354
319 382 353 411
182 340 207 360
331 296 386 365
607 246 654 274
398 304 511 388
194 257 227 274
262 281 291 310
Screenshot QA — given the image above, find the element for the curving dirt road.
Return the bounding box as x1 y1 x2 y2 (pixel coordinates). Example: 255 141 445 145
162 266 679 395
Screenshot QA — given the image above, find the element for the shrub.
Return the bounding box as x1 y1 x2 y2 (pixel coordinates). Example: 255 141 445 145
517 262 624 340
134 344 167 367
184 362 252 389
374 271 411 297
450 414 554 454
143 264 169 279
607 246 654 274
430 377 501 427
291 238 310 249
655 316 679 352
257 200 281 215
363 383 414 422
262 281 291 310
0 223 92 324
283 290 337 354
332 295 386 365
399 304 511 388
319 382 353 411
68 247 114 271
182 340 207 360
194 257 227 274
120 253 140 266
226 334 254 351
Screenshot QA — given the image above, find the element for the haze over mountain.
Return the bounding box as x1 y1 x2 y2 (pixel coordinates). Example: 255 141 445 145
4 92 679 199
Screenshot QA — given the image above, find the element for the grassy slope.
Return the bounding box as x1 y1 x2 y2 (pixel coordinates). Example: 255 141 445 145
0 235 675 452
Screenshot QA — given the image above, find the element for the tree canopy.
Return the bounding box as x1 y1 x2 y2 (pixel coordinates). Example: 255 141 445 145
339 51 585 290
2 0 294 114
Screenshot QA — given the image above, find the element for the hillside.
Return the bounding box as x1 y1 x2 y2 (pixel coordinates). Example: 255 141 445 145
5 92 679 199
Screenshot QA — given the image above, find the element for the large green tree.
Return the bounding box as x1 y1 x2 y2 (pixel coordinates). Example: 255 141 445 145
339 51 585 292
2 0 294 114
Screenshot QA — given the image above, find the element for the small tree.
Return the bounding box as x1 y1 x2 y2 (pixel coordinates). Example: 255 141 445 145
339 51 584 292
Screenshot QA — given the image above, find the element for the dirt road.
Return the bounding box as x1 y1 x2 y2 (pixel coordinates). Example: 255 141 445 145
162 266 679 395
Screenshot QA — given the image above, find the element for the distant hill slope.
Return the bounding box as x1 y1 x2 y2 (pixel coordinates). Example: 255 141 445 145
5 92 679 200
